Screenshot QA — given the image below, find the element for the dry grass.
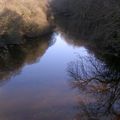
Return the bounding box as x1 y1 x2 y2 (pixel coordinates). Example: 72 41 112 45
0 0 51 42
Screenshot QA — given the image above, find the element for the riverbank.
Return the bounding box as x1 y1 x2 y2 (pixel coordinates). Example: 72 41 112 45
0 0 52 45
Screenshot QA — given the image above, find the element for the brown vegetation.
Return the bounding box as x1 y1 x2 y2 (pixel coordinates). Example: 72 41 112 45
0 0 51 44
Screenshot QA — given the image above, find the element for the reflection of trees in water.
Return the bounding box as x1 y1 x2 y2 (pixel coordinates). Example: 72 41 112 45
58 27 120 74
0 34 53 84
67 54 120 120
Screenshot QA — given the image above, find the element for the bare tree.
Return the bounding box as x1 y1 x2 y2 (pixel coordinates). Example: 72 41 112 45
67 54 120 120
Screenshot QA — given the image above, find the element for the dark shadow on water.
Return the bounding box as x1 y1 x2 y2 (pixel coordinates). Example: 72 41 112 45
0 33 54 85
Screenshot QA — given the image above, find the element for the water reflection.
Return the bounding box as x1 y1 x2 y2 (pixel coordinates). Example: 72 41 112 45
0 33 84 120
0 34 53 83
67 53 120 119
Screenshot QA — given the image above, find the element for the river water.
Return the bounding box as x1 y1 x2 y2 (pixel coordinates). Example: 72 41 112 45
0 32 120 120
0 32 88 120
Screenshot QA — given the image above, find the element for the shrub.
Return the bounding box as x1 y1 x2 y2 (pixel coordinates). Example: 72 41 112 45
0 0 51 45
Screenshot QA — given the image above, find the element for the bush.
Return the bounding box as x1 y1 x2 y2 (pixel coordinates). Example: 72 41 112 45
0 0 51 45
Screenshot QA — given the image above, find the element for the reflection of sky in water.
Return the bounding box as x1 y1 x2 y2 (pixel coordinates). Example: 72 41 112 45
0 33 89 120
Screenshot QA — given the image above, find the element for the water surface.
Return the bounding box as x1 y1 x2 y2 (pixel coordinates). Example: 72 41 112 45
0 31 120 120
0 33 89 120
